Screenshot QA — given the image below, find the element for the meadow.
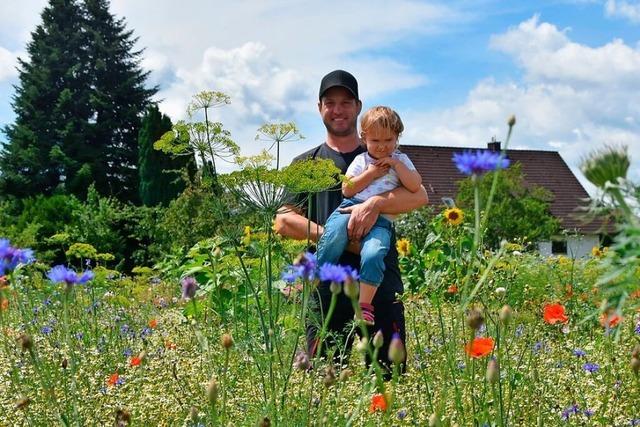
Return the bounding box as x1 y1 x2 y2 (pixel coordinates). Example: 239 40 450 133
1 140 639 426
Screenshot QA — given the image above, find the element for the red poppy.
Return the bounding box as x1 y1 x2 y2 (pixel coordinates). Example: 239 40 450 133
446 285 458 294
465 337 494 358
107 373 120 386
0 298 8 311
543 303 569 324
599 312 622 328
369 393 387 413
165 340 176 350
130 357 142 367
148 319 158 329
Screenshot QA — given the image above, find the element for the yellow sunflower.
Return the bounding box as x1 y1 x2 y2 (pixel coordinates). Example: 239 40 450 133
591 246 602 257
444 207 464 226
396 239 411 257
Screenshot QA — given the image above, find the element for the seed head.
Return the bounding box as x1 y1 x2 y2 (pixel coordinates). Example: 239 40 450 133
17 334 33 352
507 115 516 127
323 366 336 387
206 376 218 404
499 305 513 325
221 333 234 349
632 356 640 375
486 359 499 384
580 145 630 188
466 308 484 331
388 332 406 364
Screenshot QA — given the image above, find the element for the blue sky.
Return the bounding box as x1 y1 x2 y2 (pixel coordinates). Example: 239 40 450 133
0 0 638 194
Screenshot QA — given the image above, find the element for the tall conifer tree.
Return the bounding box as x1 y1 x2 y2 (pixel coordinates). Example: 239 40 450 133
0 0 90 197
0 0 155 202
138 105 193 206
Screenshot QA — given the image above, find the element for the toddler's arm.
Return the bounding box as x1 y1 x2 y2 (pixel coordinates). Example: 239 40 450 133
342 164 388 198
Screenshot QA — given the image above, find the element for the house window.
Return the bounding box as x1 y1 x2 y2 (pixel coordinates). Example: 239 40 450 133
552 240 567 254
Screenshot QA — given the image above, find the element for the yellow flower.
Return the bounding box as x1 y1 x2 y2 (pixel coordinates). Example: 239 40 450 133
396 239 411 257
591 246 602 257
242 226 252 246
444 207 464 226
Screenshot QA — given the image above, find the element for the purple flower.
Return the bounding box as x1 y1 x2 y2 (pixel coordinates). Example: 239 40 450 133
561 404 580 421
0 239 35 275
583 408 594 418
343 265 359 282
515 324 524 338
47 265 94 287
631 419 640 426
319 263 347 283
41 325 53 335
397 409 408 420
123 348 133 357
634 322 640 335
181 276 198 299
573 348 586 358
453 150 510 176
583 362 600 373
281 265 303 283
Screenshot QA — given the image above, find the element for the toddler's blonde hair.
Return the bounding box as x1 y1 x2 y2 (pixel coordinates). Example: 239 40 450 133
360 106 404 139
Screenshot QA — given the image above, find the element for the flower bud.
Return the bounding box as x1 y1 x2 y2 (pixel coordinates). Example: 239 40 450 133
61 358 68 370
114 409 131 427
494 287 506 296
17 334 33 352
221 333 234 350
486 359 499 384
632 344 640 359
206 376 218 404
15 397 31 410
329 281 341 295
508 115 516 127
339 368 353 381
632 356 640 375
372 330 384 349
428 413 442 427
388 332 406 365
499 305 513 325
293 351 310 371
189 406 199 421
344 281 359 300
466 308 484 331
181 276 198 300
257 417 271 427
356 337 368 353
323 366 336 387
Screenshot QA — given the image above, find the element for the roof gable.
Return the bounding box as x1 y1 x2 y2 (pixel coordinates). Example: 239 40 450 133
401 144 600 234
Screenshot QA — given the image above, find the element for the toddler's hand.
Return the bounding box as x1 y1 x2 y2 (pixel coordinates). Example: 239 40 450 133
366 163 388 178
374 157 398 169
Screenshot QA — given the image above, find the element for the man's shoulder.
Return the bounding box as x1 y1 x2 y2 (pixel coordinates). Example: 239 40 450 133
291 143 325 163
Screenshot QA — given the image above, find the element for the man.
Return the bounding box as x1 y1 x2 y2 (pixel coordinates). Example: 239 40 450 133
274 70 428 370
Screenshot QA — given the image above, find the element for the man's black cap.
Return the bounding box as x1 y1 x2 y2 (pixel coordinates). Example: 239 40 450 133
319 70 359 100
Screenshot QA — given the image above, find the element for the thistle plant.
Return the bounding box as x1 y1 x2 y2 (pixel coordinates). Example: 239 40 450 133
255 122 304 170
580 145 639 323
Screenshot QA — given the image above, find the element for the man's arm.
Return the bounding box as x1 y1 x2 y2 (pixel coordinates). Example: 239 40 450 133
341 185 429 241
274 205 323 242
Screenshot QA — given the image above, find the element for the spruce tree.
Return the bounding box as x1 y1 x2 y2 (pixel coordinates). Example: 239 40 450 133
83 0 156 202
0 0 155 202
0 0 90 198
138 105 193 206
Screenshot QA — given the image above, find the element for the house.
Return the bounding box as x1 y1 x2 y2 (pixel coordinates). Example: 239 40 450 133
402 141 603 258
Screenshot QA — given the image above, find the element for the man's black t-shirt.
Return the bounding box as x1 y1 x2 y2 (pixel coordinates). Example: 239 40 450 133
290 142 404 302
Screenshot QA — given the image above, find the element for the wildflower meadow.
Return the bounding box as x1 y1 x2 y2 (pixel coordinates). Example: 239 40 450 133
1 105 639 427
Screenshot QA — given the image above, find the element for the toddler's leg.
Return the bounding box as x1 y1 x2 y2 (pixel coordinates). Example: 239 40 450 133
355 220 391 326
317 209 350 266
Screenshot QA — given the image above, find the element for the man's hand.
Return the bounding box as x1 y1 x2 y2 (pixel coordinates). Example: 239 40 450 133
340 198 381 241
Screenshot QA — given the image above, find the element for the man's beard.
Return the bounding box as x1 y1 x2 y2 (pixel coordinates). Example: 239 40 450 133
323 117 357 137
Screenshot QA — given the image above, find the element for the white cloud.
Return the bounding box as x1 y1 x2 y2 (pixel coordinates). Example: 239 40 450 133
0 47 19 81
605 0 640 23
401 16 640 191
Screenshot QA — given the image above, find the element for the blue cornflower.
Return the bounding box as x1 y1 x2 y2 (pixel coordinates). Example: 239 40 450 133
120 324 131 335
0 239 35 275
140 327 152 338
573 348 586 358
634 322 640 335
122 348 133 357
631 419 640 426
532 341 545 354
43 298 52 306
75 332 84 340
583 362 600 373
294 251 317 281
319 263 347 283
281 265 303 283
515 324 524 338
452 150 510 176
181 276 198 299
457 361 466 370
47 265 94 288
41 325 53 335
583 408 594 418
397 409 408 420
343 265 359 282
561 404 580 421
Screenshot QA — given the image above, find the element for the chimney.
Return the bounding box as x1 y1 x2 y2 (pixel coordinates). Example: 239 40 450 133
487 136 501 151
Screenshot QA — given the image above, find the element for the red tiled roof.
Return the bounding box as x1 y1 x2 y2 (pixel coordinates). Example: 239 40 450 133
401 144 601 234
